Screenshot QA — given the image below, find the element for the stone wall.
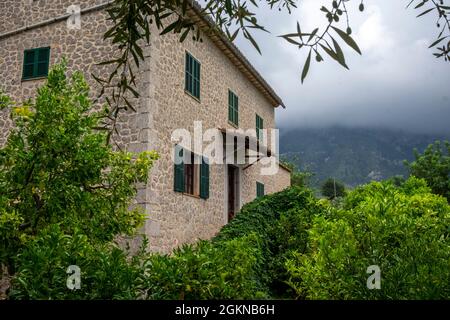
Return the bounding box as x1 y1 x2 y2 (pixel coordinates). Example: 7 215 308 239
144 23 288 252
0 0 106 34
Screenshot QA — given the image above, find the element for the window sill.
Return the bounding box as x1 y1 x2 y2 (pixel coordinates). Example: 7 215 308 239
184 90 201 103
182 192 203 200
228 121 239 129
22 76 48 82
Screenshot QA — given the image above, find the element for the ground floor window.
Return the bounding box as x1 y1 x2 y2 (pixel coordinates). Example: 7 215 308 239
184 152 196 195
256 181 265 198
174 146 209 199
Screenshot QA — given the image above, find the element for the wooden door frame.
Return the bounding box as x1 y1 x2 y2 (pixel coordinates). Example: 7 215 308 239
226 164 241 223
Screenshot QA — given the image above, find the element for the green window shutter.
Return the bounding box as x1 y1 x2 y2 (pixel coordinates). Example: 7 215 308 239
256 114 259 140
256 182 265 198
228 90 239 126
228 91 233 123
174 146 185 192
23 47 50 80
37 47 50 77
195 59 200 99
185 52 201 99
200 157 210 199
23 50 35 79
185 54 190 94
256 114 263 142
235 94 239 125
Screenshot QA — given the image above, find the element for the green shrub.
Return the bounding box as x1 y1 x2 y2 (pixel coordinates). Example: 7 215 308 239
0 61 157 299
404 140 450 202
214 187 324 298
144 233 266 299
141 187 322 300
286 178 450 299
321 178 346 200
9 224 148 300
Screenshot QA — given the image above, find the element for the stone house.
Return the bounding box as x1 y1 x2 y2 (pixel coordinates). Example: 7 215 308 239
0 0 291 253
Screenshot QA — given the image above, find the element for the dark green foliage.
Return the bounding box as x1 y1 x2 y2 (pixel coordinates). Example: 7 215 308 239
286 177 450 299
279 157 314 189
9 225 148 300
144 234 266 299
214 187 323 297
0 62 158 299
130 187 321 300
321 178 346 199
386 175 406 187
404 140 450 202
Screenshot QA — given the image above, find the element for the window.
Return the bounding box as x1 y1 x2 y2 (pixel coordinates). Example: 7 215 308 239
256 182 265 198
174 146 209 199
185 52 201 100
22 47 50 80
184 152 196 195
256 114 264 142
228 90 239 126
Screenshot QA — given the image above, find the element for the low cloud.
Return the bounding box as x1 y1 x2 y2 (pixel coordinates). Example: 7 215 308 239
234 0 450 134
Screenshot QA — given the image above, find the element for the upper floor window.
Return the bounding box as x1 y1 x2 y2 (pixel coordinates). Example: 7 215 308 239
256 114 264 142
228 90 239 126
174 145 209 199
22 47 50 81
185 52 201 100
256 182 265 198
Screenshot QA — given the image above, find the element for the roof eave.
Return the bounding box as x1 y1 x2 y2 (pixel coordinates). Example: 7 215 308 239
188 0 286 109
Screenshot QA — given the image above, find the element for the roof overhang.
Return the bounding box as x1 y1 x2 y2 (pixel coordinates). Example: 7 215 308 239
218 127 274 170
187 1 286 109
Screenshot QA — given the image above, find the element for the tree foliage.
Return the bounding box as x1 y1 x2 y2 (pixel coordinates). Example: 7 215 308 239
0 62 158 297
321 177 346 199
404 140 450 202
280 157 314 189
408 0 450 61
286 177 450 299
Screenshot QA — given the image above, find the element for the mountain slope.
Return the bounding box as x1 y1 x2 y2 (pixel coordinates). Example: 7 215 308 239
280 127 450 188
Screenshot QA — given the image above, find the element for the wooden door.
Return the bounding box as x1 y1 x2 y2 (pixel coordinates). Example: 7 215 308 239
228 165 236 221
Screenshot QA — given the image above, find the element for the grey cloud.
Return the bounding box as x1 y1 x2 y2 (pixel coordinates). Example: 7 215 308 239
233 0 450 134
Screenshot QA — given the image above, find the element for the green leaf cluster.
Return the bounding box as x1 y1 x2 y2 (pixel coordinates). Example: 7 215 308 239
286 178 450 299
404 140 450 202
0 61 158 298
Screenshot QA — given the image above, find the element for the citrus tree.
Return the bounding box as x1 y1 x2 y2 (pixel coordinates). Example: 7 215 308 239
0 61 158 298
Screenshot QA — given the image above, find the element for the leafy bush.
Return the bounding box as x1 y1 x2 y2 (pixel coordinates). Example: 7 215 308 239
0 61 158 299
138 187 321 300
286 178 450 299
214 187 324 297
9 225 148 300
144 234 266 299
404 140 450 202
321 178 346 199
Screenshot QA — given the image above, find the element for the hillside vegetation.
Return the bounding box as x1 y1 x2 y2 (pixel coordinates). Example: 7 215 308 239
280 127 450 188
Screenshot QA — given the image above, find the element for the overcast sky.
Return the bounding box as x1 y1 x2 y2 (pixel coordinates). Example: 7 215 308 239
233 0 450 134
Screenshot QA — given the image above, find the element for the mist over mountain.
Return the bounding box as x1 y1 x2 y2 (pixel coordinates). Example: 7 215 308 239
279 126 450 188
